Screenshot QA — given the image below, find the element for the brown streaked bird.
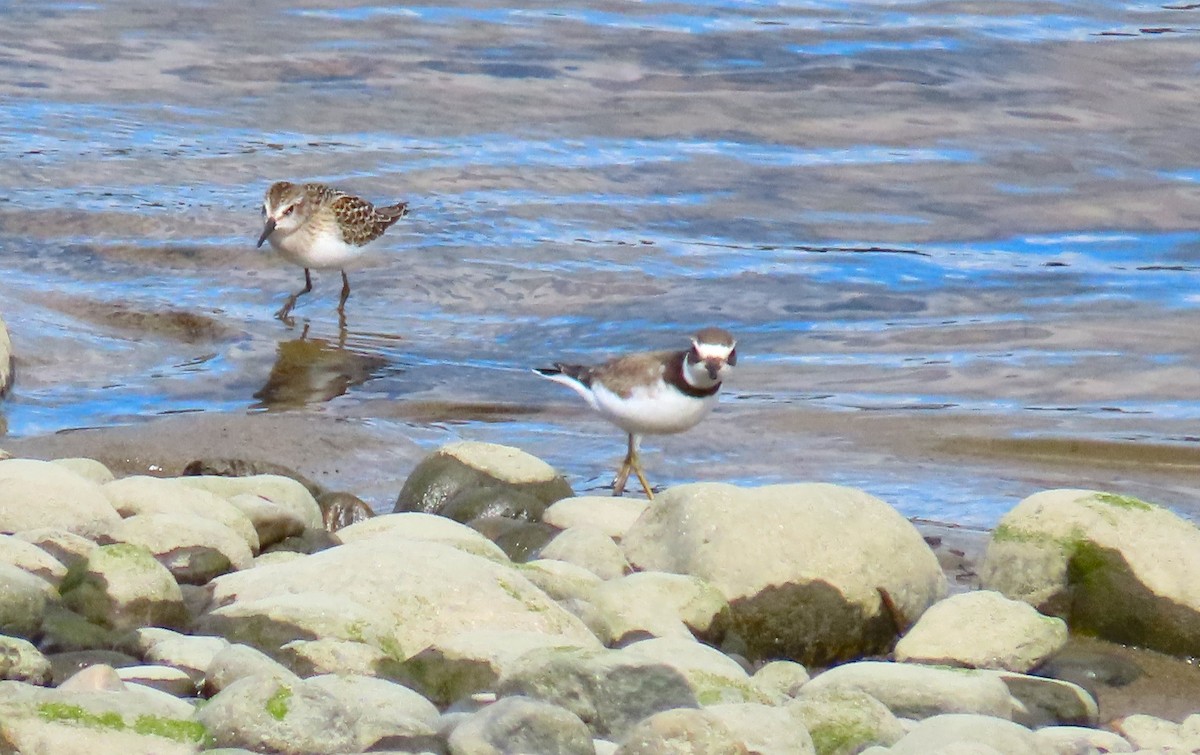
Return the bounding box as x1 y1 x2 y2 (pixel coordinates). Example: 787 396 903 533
534 327 737 499
257 181 409 322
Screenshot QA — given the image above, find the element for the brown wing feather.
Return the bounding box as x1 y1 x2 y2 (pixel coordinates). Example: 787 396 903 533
331 194 410 246
592 349 679 399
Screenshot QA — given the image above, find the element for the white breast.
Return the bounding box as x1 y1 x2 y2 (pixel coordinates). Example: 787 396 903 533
591 379 719 435
270 226 366 270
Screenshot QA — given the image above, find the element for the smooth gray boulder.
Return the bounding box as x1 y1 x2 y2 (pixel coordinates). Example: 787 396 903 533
14 527 97 570
178 474 323 532
0 635 52 684
786 686 905 755
0 458 121 538
59 543 188 632
497 645 701 740
196 674 359 754
448 695 596 755
103 513 253 584
103 476 259 552
980 489 1200 657
617 638 772 705
895 590 1067 672
0 678 205 754
590 571 729 645
203 643 300 696
1033 725 1132 753
207 537 595 661
622 483 946 665
335 511 509 561
401 629 601 706
537 525 631 580
879 713 1053 755
0 532 69 585
115 664 198 697
278 638 401 679
395 441 572 516
750 660 810 702
615 708 747 755
543 497 649 540
49 457 115 485
305 674 439 751
517 559 603 603
706 702 816 755
990 671 1097 728
223 492 306 550
0 562 54 639
800 661 1015 720
1112 712 1200 751
129 627 231 683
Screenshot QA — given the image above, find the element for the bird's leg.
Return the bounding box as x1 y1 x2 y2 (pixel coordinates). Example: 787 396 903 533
276 268 314 322
628 435 655 500
613 434 654 499
338 270 351 314
612 433 635 496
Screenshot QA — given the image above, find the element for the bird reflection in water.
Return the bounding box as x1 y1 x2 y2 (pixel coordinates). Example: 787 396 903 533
253 323 390 409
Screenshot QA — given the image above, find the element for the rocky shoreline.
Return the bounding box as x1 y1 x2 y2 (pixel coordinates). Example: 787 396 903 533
2 422 1200 754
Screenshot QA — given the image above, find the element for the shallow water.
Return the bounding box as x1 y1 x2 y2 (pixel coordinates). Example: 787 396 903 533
3 0 1200 526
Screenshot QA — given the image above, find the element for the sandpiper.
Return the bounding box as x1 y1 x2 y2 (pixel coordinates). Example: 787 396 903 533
534 327 737 499
257 181 409 322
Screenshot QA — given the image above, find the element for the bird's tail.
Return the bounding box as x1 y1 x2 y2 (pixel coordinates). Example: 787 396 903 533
532 363 599 410
378 201 409 228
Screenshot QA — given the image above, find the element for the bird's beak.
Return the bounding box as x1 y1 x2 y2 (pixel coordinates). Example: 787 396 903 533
256 218 276 248
705 359 724 380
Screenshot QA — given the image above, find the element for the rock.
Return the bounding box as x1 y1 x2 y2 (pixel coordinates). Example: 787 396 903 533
517 559 603 603
0 458 121 538
177 474 323 531
103 476 260 552
590 572 729 645
706 702 816 755
0 315 11 396
1034 641 1141 696
447 695 595 755
47 649 139 685
786 686 905 755
497 645 701 740
0 635 52 684
59 543 188 632
750 661 810 702
316 491 374 531
538 526 631 580
401 629 601 706
115 664 198 697
0 533 69 585
181 457 323 499
895 590 1067 672
980 489 1200 657
38 604 126 653
13 528 97 570
1033 725 1133 753
207 538 595 661
59 661 125 691
49 457 116 485
305 674 439 750
0 678 206 754
880 713 1053 755
622 483 946 665
197 592 399 659
990 671 1097 728
1112 713 1200 751
474 518 560 562
800 661 1015 720
196 674 359 754
395 441 572 516
279 638 402 679
223 493 307 550
543 497 649 540
335 511 509 561
615 708 748 755
439 486 549 524
129 627 231 683
0 562 54 639
203 643 300 696
617 638 772 705
103 513 254 584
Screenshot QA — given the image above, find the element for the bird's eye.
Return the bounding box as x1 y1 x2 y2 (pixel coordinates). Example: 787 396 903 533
282 206 294 216
727 348 737 366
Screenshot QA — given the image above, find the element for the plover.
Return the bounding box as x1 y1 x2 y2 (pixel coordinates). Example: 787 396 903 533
257 181 409 321
534 327 737 499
